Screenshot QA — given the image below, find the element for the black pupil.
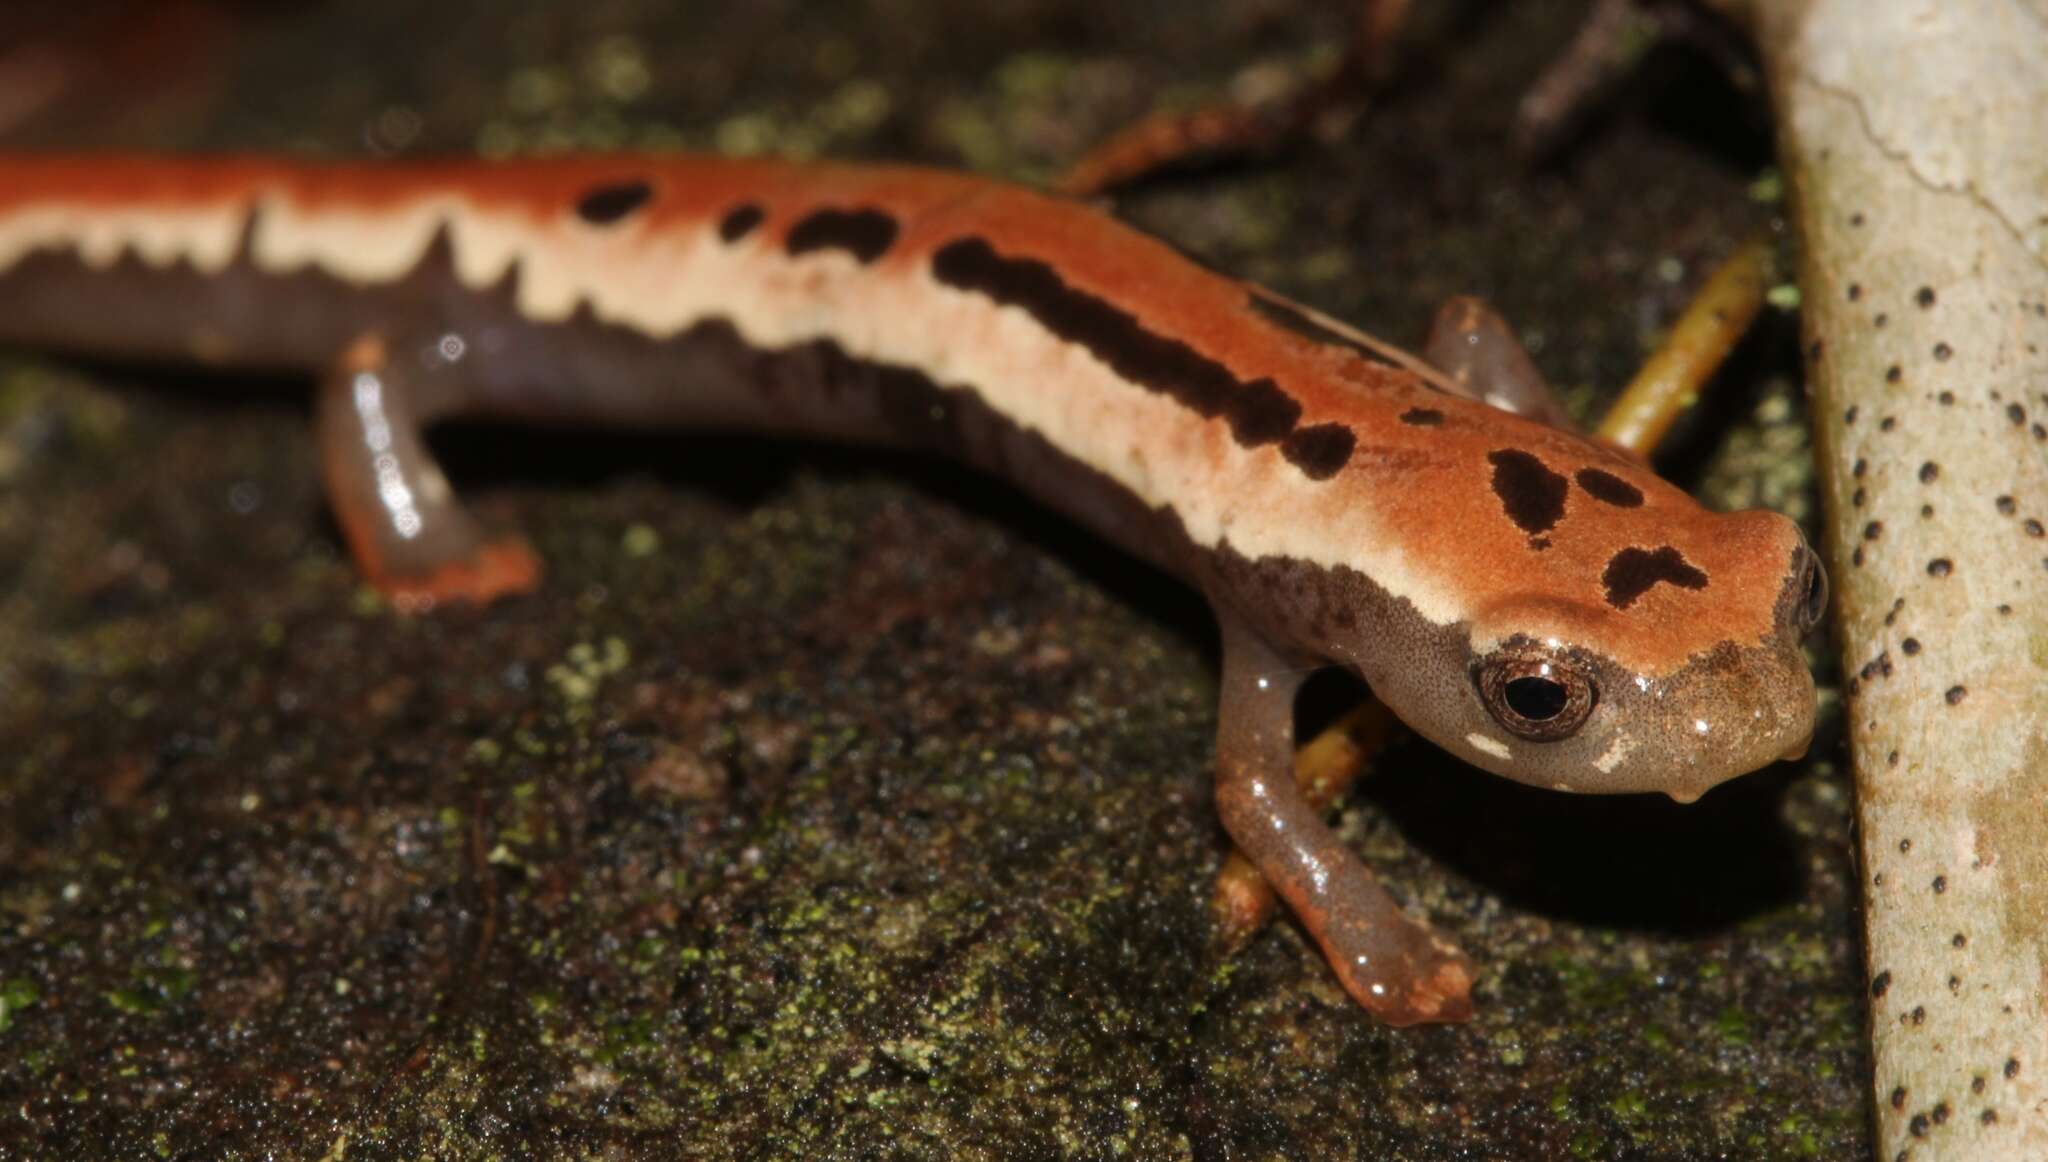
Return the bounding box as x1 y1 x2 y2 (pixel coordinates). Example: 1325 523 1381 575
1801 556 1828 628
1503 676 1568 721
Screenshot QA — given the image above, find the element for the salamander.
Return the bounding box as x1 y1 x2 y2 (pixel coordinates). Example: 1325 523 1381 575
0 154 1825 1025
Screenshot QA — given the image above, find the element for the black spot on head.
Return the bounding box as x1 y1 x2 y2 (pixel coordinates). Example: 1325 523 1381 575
718 203 765 243
1281 423 1355 479
1400 407 1444 427
575 179 654 225
1601 545 1709 609
1486 449 1568 535
786 207 899 263
1574 467 1644 508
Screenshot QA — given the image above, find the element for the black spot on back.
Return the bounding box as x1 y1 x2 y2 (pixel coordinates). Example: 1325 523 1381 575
1227 379 1303 445
1400 407 1444 427
1247 293 1402 369
934 236 1342 474
575 179 654 226
1486 449 1568 535
1281 424 1355 479
786 208 899 264
1575 467 1644 508
718 203 765 243
1602 546 1709 609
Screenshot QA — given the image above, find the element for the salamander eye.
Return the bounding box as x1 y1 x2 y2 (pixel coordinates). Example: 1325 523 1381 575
1795 548 1829 636
1476 652 1598 742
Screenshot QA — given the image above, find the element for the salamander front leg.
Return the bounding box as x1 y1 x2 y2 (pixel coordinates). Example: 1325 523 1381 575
1423 296 1575 428
1211 614 1474 1025
315 334 541 609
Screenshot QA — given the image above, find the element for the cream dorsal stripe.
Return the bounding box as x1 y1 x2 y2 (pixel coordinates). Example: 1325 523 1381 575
0 160 1477 626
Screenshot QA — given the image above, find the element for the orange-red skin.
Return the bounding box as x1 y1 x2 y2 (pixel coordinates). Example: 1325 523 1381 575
0 154 1822 1025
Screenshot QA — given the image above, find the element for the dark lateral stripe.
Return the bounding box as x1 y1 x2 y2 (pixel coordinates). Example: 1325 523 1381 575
718 203 765 243
1247 293 1401 369
1399 407 1444 427
785 207 899 263
1602 546 1709 609
1281 423 1357 480
932 236 1348 474
574 179 654 225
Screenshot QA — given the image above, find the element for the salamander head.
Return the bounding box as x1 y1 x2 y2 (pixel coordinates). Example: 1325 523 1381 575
1319 493 1825 804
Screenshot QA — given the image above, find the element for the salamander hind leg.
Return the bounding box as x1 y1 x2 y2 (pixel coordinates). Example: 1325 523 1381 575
1211 614 1473 1025
315 334 541 610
